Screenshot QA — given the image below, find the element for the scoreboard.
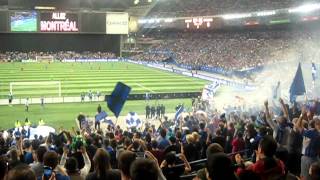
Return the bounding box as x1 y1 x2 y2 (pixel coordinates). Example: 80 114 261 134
40 12 79 32
0 10 129 34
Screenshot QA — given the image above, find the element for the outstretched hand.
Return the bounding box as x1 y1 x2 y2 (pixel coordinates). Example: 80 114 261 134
279 98 284 104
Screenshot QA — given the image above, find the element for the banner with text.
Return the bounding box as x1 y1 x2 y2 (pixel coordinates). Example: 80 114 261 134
106 12 128 34
40 12 79 32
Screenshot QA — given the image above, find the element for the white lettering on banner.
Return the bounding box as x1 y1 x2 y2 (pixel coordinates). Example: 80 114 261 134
40 21 78 32
41 12 79 32
52 13 66 20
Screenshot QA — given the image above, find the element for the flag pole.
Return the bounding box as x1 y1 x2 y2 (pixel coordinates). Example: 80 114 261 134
115 117 118 126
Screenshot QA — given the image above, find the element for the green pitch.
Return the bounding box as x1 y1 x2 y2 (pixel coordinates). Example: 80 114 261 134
0 62 208 130
0 99 192 130
0 62 207 98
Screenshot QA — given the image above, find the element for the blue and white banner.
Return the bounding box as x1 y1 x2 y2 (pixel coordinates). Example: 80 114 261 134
174 106 184 128
95 111 108 122
202 82 220 100
126 112 142 129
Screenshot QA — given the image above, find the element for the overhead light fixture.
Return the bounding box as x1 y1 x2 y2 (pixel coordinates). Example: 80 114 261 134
34 6 56 10
288 3 320 13
134 0 139 5
222 13 252 20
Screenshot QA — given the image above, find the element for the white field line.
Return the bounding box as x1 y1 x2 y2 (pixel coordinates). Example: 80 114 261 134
135 83 157 93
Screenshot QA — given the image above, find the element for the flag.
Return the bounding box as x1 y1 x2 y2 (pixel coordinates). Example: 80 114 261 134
312 62 317 81
125 112 142 128
106 82 131 118
103 118 115 127
289 63 306 103
95 111 107 121
174 105 184 126
202 82 220 100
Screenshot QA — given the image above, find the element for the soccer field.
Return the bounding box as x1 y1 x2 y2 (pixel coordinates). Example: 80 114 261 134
0 62 208 130
0 99 193 130
0 62 207 98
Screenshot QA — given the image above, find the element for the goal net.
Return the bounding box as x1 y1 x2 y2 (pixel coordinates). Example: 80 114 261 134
10 81 61 97
36 55 54 62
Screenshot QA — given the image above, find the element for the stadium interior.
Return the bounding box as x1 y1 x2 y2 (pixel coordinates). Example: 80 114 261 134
0 0 320 180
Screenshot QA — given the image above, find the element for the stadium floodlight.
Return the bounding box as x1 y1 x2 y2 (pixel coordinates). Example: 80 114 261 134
164 18 173 23
147 19 155 23
34 6 56 10
288 3 320 13
221 13 252 20
256 11 276 17
10 81 61 97
138 19 147 24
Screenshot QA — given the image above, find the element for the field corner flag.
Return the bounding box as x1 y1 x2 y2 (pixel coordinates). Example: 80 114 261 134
106 82 131 118
289 63 306 103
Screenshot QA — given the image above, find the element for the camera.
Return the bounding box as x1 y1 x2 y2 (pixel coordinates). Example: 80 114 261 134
135 152 145 159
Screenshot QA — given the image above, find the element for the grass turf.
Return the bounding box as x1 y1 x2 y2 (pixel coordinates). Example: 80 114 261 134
0 62 208 98
0 99 193 130
0 62 208 130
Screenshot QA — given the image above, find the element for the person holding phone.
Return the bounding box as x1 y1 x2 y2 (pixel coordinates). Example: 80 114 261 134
160 152 191 180
39 151 70 180
60 146 91 180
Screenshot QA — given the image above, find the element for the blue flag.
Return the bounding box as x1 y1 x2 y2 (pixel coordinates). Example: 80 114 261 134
289 63 306 103
106 82 131 118
312 62 317 81
95 111 107 122
174 105 184 126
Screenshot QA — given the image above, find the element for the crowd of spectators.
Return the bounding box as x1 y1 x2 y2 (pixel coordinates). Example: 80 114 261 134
146 0 319 17
0 97 320 180
0 51 116 62
130 29 320 71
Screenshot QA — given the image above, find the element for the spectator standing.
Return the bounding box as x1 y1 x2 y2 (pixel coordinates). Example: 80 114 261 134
160 152 191 180
85 148 120 180
295 108 320 180
251 136 286 180
60 146 91 180
30 146 48 177
41 151 70 180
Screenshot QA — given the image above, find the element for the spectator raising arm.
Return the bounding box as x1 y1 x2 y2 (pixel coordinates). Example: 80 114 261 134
279 98 289 120
264 100 277 130
178 153 191 172
145 151 167 180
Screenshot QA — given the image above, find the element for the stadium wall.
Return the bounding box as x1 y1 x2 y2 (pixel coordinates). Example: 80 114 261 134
0 33 120 55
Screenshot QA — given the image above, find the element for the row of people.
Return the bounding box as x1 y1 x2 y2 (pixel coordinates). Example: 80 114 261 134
131 29 320 71
0 96 320 180
0 51 116 61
